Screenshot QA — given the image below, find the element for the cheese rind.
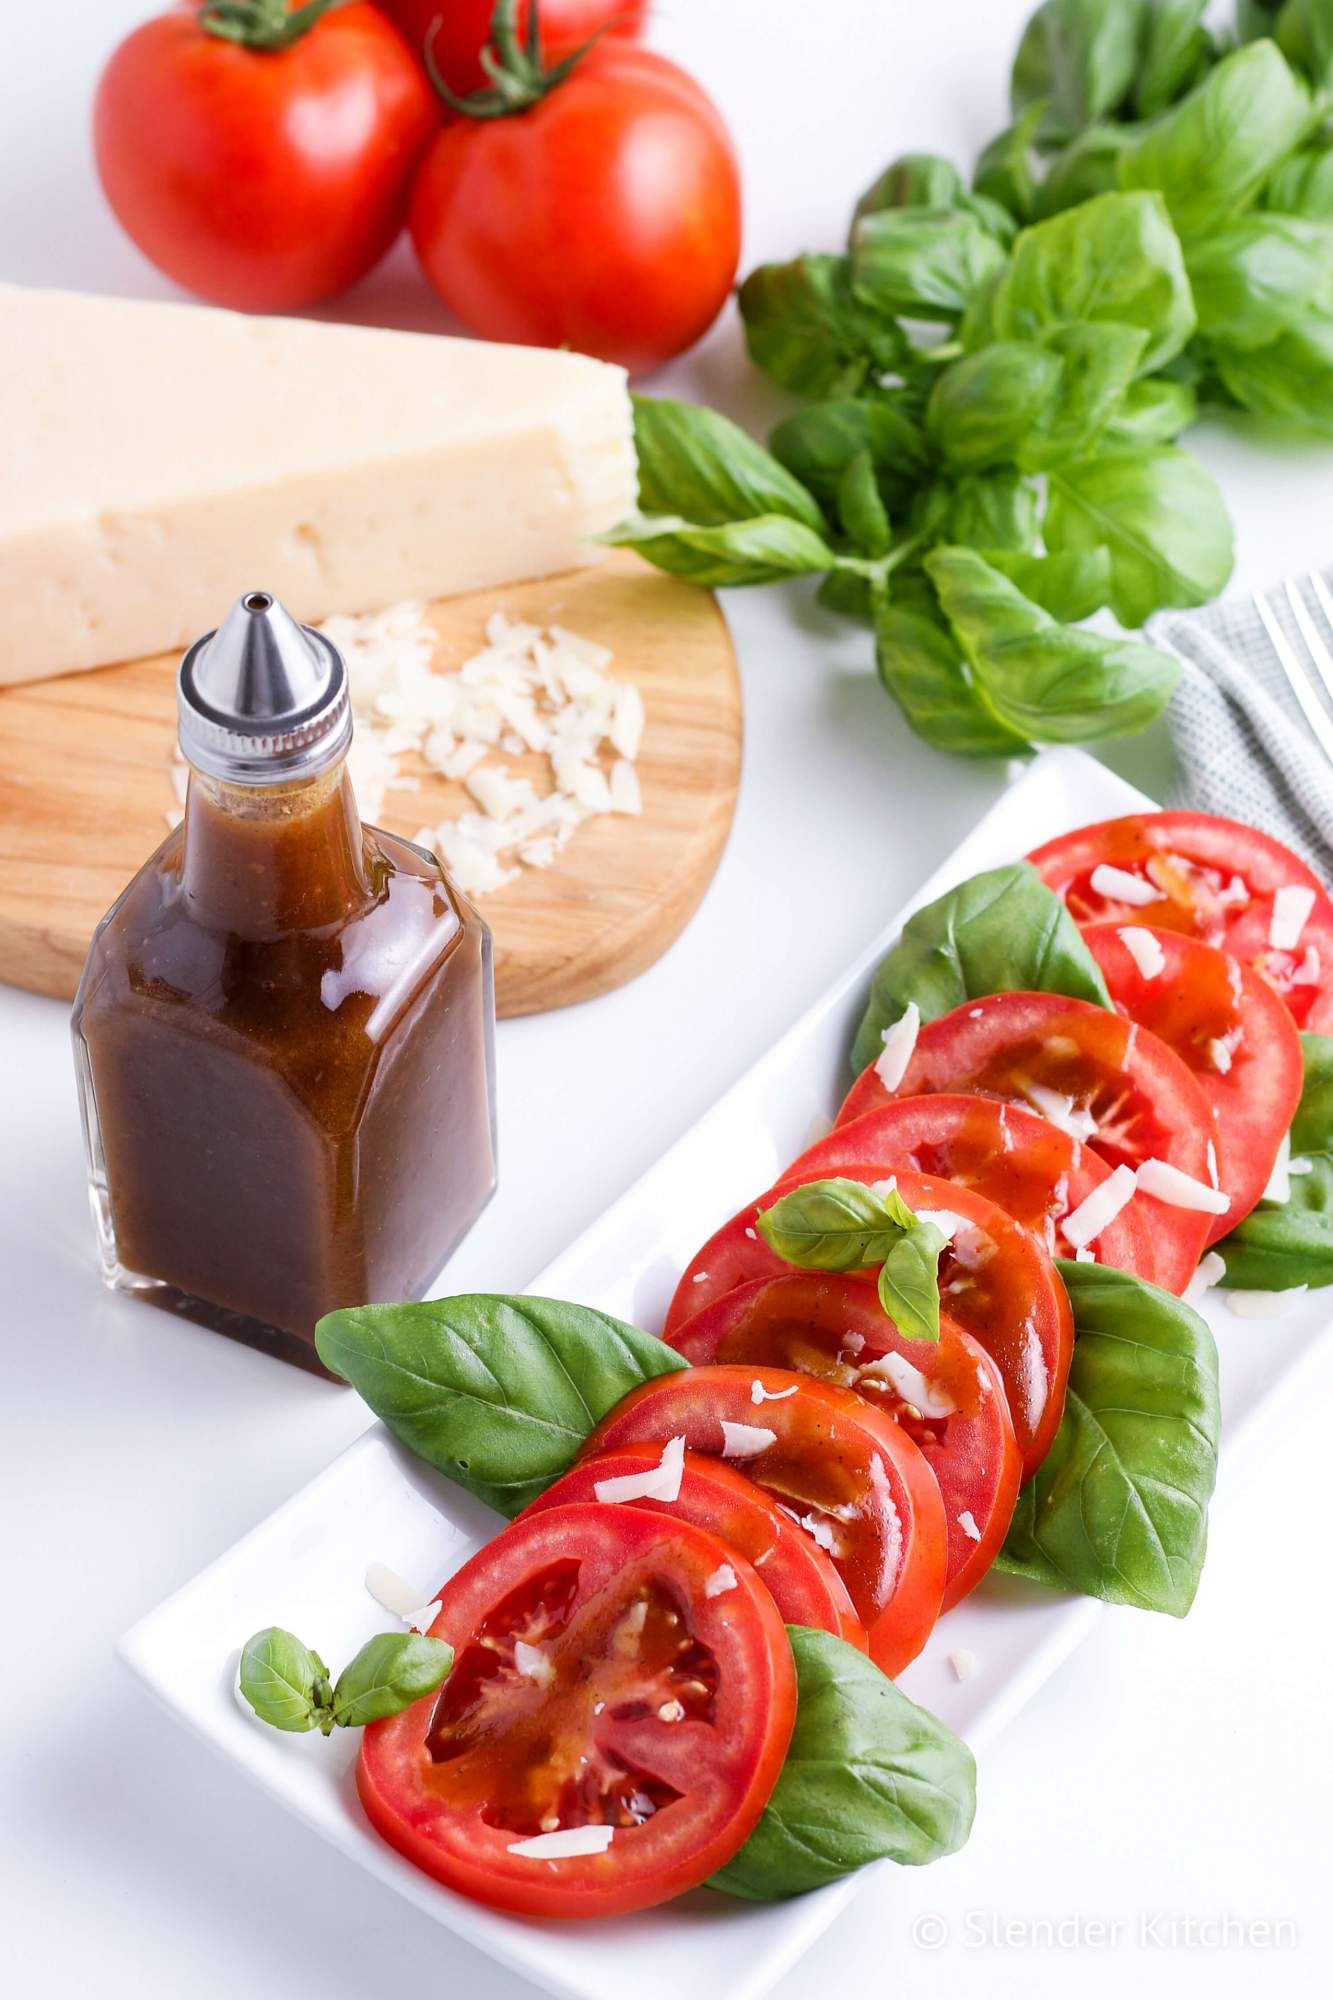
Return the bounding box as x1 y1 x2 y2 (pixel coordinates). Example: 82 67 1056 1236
0 287 637 685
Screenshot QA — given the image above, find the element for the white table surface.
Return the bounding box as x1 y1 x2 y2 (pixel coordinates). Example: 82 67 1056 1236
3 3 1331 1995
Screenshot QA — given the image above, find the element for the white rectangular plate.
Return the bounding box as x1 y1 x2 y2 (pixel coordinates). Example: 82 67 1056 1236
120 747 1333 2000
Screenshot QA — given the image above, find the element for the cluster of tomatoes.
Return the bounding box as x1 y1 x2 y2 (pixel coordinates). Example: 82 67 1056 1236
92 1 742 373
354 808 1333 1919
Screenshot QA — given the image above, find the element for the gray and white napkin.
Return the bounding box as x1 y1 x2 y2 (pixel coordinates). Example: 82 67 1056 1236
1152 571 1333 878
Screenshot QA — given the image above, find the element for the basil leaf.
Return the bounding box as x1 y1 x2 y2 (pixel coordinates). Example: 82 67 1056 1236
1187 215 1333 350
851 208 1008 324
879 1218 948 1343
990 190 1195 374
1117 41 1312 239
769 397 929 512
709 1626 975 1900
605 512 836 589
629 395 826 532
926 545 1178 742
981 547 1112 621
314 1295 689 1516
926 342 1065 471
837 451 892 556
331 1633 454 1728
1011 0 1146 144
1134 0 1213 119
1217 1034 1333 1289
738 255 907 398
757 1176 918 1272
935 468 1040 551
1277 0 1333 89
853 151 965 224
817 566 876 624
1045 447 1234 626
238 1628 331 1734
1210 309 1333 434
849 859 1111 1073
1018 321 1148 470
875 589 1031 757
997 1262 1220 1617
973 102 1047 223
1263 143 1333 220
1101 376 1198 445
1034 124 1143 219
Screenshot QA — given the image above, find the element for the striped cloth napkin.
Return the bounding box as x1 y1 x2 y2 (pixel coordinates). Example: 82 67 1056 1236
1151 570 1333 877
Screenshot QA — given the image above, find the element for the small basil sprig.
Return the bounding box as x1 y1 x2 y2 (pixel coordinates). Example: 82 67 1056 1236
710 1625 975 1900
238 1627 453 1736
1218 1032 1333 1290
315 1295 688 1516
997 1261 1220 1616
849 859 1111 1075
757 1177 947 1342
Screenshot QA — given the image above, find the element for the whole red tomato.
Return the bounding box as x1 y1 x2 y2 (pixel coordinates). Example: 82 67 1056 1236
409 41 742 372
377 0 647 95
94 3 439 311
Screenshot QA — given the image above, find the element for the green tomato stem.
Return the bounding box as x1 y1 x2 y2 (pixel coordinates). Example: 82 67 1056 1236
199 0 353 52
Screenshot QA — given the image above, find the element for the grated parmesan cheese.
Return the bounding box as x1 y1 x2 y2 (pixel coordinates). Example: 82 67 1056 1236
751 1379 799 1404
1061 1165 1138 1249
508 1826 615 1859
513 1641 555 1685
1270 884 1316 952
1090 862 1158 906
172 604 647 895
720 1420 777 1459
704 1564 738 1598
1184 1250 1227 1302
858 1351 956 1418
957 1509 982 1543
1135 1157 1230 1215
1117 926 1166 978
874 1003 920 1092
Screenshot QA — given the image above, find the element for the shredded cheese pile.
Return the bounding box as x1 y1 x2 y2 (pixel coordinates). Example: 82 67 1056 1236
172 602 645 900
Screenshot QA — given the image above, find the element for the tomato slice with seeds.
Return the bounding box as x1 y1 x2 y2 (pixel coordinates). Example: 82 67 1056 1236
837 991 1219 1293
667 1275 1021 1611
799 1092 1164 1286
665 1165 1072 1478
583 1364 947 1676
1081 922 1304 1246
357 1503 795 1919
520 1445 866 1649
1029 812 1333 1032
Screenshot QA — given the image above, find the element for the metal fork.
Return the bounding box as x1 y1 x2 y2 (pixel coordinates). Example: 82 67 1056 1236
1253 573 1333 766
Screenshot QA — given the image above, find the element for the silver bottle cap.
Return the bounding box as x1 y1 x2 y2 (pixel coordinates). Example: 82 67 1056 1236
177 591 352 786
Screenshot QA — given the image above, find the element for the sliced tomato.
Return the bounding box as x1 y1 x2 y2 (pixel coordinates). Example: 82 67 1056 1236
1081 922 1304 1245
800 1092 1163 1285
665 1165 1073 1478
1029 811 1333 1031
667 1275 1021 1611
583 1365 947 1676
838 991 1220 1293
358 1502 795 1918
521 1445 865 1649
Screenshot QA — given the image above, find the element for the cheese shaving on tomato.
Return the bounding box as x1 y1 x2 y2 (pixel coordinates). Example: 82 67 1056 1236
704 1564 738 1598
406 1600 443 1634
1135 1157 1230 1214
508 1826 616 1858
751 1379 799 1404
1270 884 1316 952
593 1435 685 1504
1263 1131 1292 1204
1074 1245 1096 1263
916 1207 966 1242
873 1002 920 1091
1019 1078 1099 1142
1185 1250 1226 1301
858 1351 956 1418
1117 926 1166 978
957 1509 982 1542
1292 945 1322 985
1090 862 1158 906
1061 1165 1138 1248
1206 1036 1234 1075
1226 1285 1307 1319
720 1420 777 1459
513 1641 555 1685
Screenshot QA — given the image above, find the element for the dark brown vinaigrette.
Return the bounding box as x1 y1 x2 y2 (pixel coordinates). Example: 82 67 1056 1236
73 763 495 1371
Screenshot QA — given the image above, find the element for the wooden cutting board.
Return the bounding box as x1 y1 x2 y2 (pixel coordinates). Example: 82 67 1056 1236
0 552 741 1016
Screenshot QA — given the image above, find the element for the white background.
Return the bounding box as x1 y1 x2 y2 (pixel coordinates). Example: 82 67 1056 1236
2 3 1332 1995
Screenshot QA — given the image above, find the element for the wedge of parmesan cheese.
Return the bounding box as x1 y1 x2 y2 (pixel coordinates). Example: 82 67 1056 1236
0 285 636 685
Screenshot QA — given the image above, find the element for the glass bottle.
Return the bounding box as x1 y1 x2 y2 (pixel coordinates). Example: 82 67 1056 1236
71 591 496 1374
